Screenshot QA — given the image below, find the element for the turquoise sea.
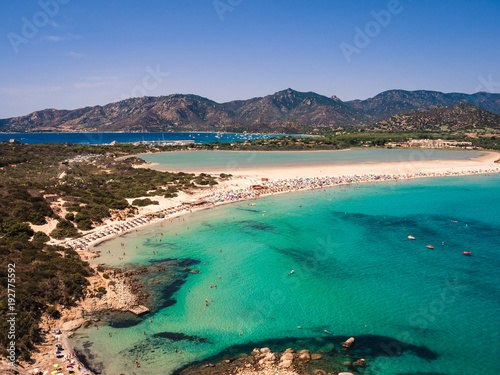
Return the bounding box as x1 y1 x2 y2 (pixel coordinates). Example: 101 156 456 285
139 149 485 171
71 174 500 375
0 132 278 145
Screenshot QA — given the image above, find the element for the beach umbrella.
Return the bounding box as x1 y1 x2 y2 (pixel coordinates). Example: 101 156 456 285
53 364 60 367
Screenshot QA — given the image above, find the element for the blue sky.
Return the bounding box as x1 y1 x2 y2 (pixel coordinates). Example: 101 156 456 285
1 0 499 118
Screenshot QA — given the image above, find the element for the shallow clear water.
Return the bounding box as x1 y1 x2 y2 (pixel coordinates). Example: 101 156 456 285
139 149 484 171
72 174 500 374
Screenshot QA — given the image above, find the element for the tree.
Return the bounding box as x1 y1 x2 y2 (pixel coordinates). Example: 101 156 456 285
3 221 34 241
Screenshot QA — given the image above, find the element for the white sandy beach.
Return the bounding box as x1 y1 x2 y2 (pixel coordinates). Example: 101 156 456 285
52 150 500 253
149 150 500 179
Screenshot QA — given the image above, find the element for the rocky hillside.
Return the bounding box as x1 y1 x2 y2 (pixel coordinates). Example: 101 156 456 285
2 89 500 133
0 89 370 134
373 102 500 132
346 90 500 121
0 95 239 133
222 89 372 128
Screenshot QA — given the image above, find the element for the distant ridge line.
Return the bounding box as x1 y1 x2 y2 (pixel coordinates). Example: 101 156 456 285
1 88 499 133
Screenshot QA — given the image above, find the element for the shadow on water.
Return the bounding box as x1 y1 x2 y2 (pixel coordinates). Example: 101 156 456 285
235 220 277 232
74 340 105 375
172 334 438 375
235 207 261 213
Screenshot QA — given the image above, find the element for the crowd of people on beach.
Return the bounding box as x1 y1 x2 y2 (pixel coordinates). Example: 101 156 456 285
63 167 499 251
258 168 499 193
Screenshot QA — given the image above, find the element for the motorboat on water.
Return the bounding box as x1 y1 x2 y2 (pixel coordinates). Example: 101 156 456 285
408 235 415 240
462 251 472 255
426 245 434 249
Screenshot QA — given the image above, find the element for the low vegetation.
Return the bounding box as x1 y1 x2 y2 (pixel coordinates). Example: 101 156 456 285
0 240 92 360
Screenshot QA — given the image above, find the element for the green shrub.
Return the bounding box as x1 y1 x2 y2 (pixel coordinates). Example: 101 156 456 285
47 306 61 319
2 221 34 241
50 219 78 239
102 273 109 279
132 198 159 207
32 231 50 243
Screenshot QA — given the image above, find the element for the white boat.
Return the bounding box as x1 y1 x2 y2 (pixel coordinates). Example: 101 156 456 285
408 235 415 240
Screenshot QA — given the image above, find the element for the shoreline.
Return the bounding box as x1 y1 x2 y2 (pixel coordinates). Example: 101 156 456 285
22 151 500 375
121 146 488 165
58 151 500 253
139 149 495 175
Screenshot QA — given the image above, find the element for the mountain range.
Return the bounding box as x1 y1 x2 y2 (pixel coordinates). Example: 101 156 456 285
1 89 500 133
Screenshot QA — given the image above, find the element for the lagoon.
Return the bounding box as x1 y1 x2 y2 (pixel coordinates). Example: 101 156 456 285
139 149 485 172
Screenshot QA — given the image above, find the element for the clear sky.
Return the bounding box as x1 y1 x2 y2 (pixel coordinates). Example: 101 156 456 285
1 0 499 118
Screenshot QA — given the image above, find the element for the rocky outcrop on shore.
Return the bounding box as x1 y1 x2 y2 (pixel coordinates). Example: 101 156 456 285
177 345 367 375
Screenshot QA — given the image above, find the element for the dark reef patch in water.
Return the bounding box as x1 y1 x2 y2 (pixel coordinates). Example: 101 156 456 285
236 220 276 232
270 245 351 277
75 340 105 375
236 208 260 213
153 331 210 343
172 334 438 375
98 258 201 329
